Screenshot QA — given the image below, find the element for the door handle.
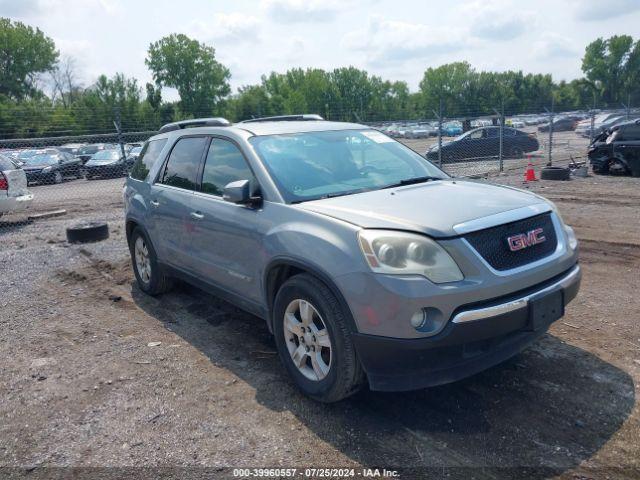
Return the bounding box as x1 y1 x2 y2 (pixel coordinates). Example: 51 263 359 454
150 200 160 207
190 211 204 220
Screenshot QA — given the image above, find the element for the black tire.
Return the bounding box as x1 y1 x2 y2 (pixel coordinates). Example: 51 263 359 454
509 146 524 159
128 226 173 295
273 273 365 402
66 221 109 243
608 159 629 176
53 171 63 184
540 166 570 181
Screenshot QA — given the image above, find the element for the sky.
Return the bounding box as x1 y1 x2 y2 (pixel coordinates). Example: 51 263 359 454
2 0 640 101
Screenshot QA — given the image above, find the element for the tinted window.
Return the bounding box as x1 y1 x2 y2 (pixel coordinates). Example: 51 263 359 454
159 137 207 190
620 124 640 141
130 139 168 181
201 139 255 196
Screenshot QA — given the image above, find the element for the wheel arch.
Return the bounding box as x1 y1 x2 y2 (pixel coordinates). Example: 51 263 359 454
264 257 358 335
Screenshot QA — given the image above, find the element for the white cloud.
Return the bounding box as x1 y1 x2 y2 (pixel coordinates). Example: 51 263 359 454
532 33 577 59
342 15 468 66
261 0 345 23
188 13 261 44
467 0 536 40
571 0 640 21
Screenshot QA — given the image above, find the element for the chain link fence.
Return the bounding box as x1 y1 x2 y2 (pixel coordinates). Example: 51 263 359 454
1 101 637 256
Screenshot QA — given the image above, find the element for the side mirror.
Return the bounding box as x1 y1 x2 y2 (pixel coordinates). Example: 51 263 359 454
223 179 261 206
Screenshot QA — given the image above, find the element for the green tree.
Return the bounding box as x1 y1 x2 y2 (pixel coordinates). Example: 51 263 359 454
582 35 640 105
145 34 231 117
0 17 58 100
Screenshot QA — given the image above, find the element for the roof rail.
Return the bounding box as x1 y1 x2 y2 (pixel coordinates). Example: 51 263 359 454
158 117 231 134
240 114 324 124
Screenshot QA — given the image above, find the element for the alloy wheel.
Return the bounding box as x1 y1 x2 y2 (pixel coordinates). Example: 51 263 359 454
283 299 332 381
134 236 151 284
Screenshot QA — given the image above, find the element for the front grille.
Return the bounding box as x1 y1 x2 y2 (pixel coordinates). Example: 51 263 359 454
464 213 557 271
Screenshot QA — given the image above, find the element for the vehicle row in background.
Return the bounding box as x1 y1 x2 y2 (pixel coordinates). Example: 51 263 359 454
0 143 142 186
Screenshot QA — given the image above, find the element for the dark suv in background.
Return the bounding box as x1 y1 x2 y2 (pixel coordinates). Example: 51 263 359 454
588 119 640 176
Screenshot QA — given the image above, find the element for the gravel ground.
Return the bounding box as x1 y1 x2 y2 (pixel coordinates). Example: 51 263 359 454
1 160 639 478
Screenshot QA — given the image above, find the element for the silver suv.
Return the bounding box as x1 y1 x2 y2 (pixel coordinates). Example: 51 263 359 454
124 115 581 402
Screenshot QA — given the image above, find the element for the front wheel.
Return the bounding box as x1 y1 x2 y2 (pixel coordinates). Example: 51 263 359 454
273 274 365 402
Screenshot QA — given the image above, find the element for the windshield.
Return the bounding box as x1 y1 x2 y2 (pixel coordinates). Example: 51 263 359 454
92 150 120 160
25 154 59 165
249 129 447 203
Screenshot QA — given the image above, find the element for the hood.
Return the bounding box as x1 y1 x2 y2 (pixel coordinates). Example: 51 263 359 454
296 180 546 238
22 164 52 171
86 158 120 166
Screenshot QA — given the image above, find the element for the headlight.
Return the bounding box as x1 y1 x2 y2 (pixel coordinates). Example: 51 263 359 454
358 230 464 283
42 166 52 172
564 225 578 251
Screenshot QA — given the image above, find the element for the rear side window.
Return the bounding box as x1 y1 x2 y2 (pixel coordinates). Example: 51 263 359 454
159 137 208 190
201 139 255 196
130 139 168 181
620 124 640 141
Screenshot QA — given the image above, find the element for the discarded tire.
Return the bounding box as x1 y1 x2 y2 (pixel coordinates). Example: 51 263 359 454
66 222 109 243
540 166 570 181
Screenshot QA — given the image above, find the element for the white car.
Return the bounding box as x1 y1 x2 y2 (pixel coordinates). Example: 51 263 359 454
0 154 33 218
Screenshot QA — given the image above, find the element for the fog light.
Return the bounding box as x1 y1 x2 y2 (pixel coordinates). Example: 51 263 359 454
410 309 427 329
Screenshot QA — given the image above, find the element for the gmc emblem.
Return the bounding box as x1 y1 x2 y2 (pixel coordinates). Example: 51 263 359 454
507 228 546 252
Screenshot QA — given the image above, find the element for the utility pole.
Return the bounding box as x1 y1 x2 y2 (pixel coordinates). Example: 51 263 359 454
544 98 554 166
433 98 443 168
493 99 504 172
113 106 126 163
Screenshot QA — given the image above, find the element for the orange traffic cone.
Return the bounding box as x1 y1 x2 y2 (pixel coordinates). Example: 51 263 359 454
524 163 537 182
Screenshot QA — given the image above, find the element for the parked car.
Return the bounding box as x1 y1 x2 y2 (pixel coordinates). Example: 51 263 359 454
404 125 434 139
0 154 33 218
442 121 463 136
85 149 131 179
425 126 539 162
538 117 579 132
574 113 620 137
75 143 117 164
588 119 640 176
508 119 525 129
124 115 580 402
21 151 84 185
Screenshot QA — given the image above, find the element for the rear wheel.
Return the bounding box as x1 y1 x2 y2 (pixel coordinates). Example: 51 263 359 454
273 274 365 402
129 227 173 295
509 146 524 159
609 159 629 176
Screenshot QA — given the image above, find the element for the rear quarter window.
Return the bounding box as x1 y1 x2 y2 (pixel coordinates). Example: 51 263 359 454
130 138 168 181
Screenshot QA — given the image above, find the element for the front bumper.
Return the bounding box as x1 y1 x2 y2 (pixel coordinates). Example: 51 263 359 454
85 163 125 177
24 171 54 184
352 264 581 391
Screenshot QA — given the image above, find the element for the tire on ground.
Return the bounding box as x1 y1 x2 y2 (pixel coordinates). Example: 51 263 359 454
540 166 571 181
128 226 173 295
66 221 109 243
272 273 366 402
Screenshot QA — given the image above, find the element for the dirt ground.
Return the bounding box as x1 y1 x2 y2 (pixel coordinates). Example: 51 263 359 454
1 163 639 479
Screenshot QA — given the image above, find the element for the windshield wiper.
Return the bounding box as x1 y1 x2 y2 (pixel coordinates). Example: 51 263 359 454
382 176 442 189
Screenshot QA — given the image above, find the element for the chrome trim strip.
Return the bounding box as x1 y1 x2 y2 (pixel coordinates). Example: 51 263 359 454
452 264 580 324
453 203 552 235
